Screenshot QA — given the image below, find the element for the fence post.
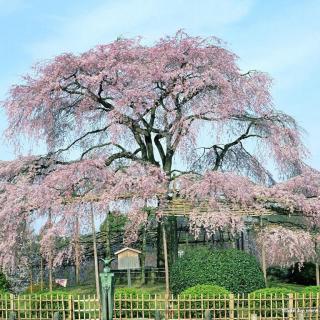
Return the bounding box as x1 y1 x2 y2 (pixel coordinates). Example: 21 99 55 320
229 293 234 320
205 309 212 320
9 311 16 320
251 314 257 320
10 293 14 312
151 269 156 285
288 293 294 320
68 295 73 320
298 311 304 320
155 309 161 320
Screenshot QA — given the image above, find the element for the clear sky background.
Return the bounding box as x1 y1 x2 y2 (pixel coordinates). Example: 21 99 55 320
0 0 319 169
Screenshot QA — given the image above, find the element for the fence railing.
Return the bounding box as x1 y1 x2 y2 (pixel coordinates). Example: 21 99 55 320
0 294 100 320
1 293 320 320
113 268 165 285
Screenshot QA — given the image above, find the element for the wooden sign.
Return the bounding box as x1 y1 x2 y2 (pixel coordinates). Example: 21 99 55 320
115 247 141 270
55 279 68 287
114 247 141 287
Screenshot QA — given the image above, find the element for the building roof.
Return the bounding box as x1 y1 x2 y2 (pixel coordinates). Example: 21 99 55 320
114 247 142 255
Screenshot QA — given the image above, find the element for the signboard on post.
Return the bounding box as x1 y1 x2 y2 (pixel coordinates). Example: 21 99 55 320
55 279 68 287
115 247 141 287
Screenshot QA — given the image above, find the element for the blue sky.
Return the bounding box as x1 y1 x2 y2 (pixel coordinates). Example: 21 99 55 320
0 0 319 169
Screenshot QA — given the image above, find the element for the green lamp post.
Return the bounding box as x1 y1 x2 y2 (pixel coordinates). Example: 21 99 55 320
100 258 115 320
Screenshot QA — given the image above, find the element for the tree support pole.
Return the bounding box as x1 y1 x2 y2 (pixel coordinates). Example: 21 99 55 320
91 203 100 301
48 210 53 292
75 216 81 285
162 222 170 296
260 217 267 287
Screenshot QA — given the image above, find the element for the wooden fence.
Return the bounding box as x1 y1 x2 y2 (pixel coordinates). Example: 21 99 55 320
1 293 320 320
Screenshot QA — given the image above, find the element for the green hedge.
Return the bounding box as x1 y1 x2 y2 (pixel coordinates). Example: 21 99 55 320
249 287 295 317
180 284 230 297
114 288 154 318
300 286 320 295
297 286 320 309
170 247 265 294
180 285 230 318
250 287 294 297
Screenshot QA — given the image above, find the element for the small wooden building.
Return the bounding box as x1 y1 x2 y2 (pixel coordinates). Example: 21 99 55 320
115 247 141 270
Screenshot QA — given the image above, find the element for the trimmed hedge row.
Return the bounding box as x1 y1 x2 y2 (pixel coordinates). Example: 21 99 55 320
170 247 265 294
180 284 230 297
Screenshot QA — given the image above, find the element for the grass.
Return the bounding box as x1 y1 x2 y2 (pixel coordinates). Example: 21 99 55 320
267 279 306 292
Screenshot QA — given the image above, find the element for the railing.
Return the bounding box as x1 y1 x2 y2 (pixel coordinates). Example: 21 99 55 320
0 294 100 320
1 292 320 320
114 293 320 320
113 268 166 285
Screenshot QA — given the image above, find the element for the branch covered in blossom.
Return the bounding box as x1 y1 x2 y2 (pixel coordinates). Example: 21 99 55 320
3 31 306 178
256 226 317 268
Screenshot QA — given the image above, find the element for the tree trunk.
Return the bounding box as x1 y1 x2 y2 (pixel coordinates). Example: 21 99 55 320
91 203 100 301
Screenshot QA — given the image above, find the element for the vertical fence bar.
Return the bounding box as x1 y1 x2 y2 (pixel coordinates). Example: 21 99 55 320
68 295 73 320
230 293 235 320
288 293 294 320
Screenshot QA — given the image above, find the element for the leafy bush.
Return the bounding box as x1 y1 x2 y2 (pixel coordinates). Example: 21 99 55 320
170 247 265 294
250 287 294 297
0 272 9 292
249 287 295 317
114 288 154 318
180 284 230 297
300 286 320 296
179 285 231 319
296 286 320 310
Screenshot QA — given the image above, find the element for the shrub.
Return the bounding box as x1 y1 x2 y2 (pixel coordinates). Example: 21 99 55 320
0 272 9 292
114 288 154 318
300 286 320 295
250 287 294 297
249 287 295 317
179 285 231 319
296 286 320 310
180 284 230 297
170 247 265 294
